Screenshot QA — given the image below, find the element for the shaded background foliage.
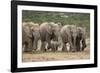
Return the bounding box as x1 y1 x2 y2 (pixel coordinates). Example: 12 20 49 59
22 10 90 37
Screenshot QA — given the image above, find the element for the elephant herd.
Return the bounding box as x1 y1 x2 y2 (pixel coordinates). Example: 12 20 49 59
22 22 86 52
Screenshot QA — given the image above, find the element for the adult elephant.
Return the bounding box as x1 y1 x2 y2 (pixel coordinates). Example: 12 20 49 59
60 25 78 52
76 27 86 51
39 22 60 51
60 25 86 52
31 23 40 51
22 23 33 52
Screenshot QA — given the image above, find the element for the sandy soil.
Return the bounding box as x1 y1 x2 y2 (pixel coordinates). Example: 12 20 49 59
22 39 90 62
22 48 90 62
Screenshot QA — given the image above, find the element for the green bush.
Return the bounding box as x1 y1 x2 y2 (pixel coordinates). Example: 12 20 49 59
22 10 90 37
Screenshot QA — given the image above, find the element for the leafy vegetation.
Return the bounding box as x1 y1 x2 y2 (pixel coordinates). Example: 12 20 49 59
22 10 90 36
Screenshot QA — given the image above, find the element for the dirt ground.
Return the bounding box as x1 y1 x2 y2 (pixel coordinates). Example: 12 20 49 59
22 39 90 62
22 48 90 62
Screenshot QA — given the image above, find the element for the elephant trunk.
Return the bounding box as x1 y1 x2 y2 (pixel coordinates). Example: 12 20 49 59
73 37 76 52
71 33 77 52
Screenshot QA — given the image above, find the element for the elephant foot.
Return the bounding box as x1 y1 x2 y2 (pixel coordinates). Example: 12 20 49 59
82 45 86 51
71 50 76 52
71 49 76 52
76 48 80 52
23 50 32 53
47 45 51 50
62 48 68 52
62 48 65 52
23 50 29 52
44 48 47 52
33 49 37 51
52 49 56 52
69 48 75 52
81 48 85 51
41 48 47 52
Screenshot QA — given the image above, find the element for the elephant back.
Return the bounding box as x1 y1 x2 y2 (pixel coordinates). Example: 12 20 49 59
40 22 52 35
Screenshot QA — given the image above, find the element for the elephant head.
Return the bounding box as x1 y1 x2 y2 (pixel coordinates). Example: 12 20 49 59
49 22 60 41
22 22 33 52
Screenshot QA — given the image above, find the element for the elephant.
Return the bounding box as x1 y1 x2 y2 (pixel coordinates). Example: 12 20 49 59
76 27 86 51
31 23 40 51
22 22 40 52
22 23 33 52
60 25 79 52
60 25 87 52
39 22 60 52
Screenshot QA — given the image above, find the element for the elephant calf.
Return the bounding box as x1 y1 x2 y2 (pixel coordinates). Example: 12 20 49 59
49 40 60 52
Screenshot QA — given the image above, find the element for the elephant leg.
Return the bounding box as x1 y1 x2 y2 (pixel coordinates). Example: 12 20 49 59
52 45 57 52
33 40 38 51
23 41 28 52
62 43 67 52
24 40 32 52
82 39 86 51
69 43 74 52
41 41 46 52
76 38 81 52
52 47 56 52
28 39 33 52
68 38 75 52
67 36 75 52
55 45 58 51
47 44 51 50
77 44 81 52
47 39 51 50
69 42 76 52
76 41 80 52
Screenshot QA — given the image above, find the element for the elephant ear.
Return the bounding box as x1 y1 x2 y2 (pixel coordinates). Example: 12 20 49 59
77 27 82 37
23 25 31 36
40 22 52 35
47 24 53 35
69 25 76 34
81 27 86 38
48 22 56 34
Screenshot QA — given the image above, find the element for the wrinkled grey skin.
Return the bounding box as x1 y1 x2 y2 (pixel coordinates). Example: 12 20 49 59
60 25 86 52
22 22 40 52
31 24 40 51
60 25 79 52
76 27 86 51
22 25 33 52
39 22 60 51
